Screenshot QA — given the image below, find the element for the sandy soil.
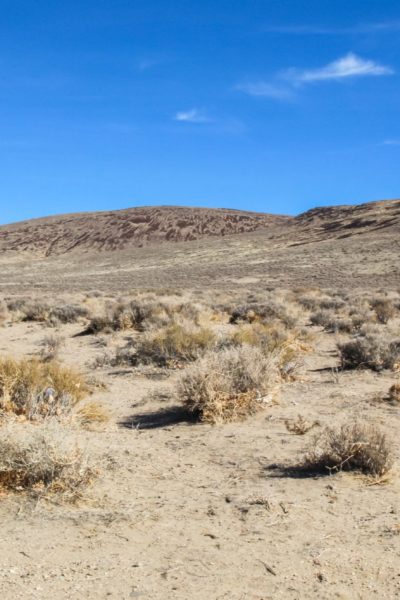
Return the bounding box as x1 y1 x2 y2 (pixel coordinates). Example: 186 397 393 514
0 310 399 599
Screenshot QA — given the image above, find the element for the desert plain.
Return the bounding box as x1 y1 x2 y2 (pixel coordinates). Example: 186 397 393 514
0 200 399 599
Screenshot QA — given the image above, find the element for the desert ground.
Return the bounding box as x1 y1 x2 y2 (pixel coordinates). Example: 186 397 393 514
0 201 399 599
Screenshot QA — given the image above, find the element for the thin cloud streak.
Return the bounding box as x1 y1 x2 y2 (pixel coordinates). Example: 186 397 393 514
236 82 293 99
286 53 394 83
174 109 211 123
238 53 394 102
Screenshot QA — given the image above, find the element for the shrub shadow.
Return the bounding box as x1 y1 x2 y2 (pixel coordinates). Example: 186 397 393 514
119 405 198 430
264 463 334 479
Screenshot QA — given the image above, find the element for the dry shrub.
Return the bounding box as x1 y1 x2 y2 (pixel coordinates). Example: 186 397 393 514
229 301 298 329
84 300 160 334
167 302 202 325
75 402 110 428
309 309 334 328
317 297 346 311
6 299 88 326
0 357 88 419
301 422 392 477
112 300 153 331
49 304 88 325
40 334 65 362
0 421 95 500
388 383 400 403
6 297 28 313
177 345 279 424
296 294 322 311
230 322 309 380
84 314 115 335
135 323 216 367
371 299 396 324
21 300 51 322
310 308 372 334
285 415 319 435
338 335 400 371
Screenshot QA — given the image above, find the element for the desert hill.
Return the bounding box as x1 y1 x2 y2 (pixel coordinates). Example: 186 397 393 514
0 205 291 257
0 198 399 292
293 198 400 242
1 199 399 258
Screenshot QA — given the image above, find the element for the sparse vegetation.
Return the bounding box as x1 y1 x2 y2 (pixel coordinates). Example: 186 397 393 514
229 322 309 380
49 304 89 325
0 357 88 419
134 323 216 366
40 334 65 362
21 300 51 322
177 345 279 423
6 299 89 325
299 422 392 477
229 301 297 329
338 335 400 371
370 298 396 324
0 422 95 500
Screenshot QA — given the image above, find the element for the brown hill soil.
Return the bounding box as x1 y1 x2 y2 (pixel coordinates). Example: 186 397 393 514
0 199 399 293
0 205 291 257
293 198 400 244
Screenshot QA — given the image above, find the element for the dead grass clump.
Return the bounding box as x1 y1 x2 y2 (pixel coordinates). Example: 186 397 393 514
388 383 400 403
338 335 400 371
230 322 309 380
135 323 216 367
370 299 396 324
301 422 392 477
0 422 95 500
285 415 319 435
177 345 279 423
75 402 110 428
0 357 88 419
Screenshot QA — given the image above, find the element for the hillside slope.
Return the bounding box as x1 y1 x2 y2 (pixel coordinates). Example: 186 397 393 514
0 199 399 292
0 205 291 256
293 198 400 243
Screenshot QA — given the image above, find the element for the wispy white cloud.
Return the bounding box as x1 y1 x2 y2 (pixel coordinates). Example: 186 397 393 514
264 21 400 35
238 53 394 101
236 81 293 99
286 53 393 83
174 109 211 123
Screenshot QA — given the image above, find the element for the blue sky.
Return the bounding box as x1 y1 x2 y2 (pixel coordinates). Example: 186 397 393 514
1 0 399 224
